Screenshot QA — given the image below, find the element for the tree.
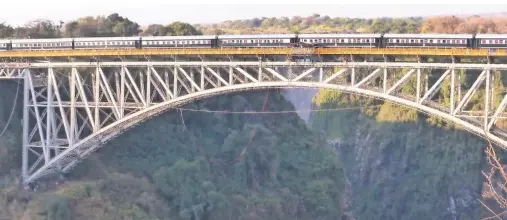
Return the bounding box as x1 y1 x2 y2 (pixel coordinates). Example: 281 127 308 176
0 23 14 38
21 19 61 38
480 141 507 219
142 24 172 36
168 22 202 36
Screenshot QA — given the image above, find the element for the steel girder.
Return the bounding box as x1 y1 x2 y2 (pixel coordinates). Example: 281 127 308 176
12 61 507 184
0 67 28 79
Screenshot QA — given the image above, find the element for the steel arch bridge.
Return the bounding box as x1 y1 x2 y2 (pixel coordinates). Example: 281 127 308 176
3 59 507 184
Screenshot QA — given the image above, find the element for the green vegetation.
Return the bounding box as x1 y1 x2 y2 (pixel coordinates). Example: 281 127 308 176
0 90 348 219
311 90 486 219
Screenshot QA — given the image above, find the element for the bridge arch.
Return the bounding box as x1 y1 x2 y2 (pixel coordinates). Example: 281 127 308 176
24 81 507 184
19 61 507 184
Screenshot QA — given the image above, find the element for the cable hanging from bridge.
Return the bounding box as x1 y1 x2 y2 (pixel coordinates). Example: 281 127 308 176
168 104 382 114
0 81 20 139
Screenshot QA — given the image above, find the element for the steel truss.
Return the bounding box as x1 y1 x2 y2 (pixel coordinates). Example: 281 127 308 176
0 67 28 79
10 61 507 184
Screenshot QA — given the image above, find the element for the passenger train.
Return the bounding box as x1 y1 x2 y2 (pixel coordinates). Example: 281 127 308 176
1 33 507 51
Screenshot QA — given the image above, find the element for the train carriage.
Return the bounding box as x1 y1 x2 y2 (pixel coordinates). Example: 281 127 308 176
0 40 10 51
11 38 74 51
474 34 507 49
218 34 297 48
298 34 382 48
5 33 507 52
73 37 141 50
141 35 216 48
383 34 473 48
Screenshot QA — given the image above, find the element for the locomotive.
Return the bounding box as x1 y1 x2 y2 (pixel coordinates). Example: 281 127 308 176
1 33 506 51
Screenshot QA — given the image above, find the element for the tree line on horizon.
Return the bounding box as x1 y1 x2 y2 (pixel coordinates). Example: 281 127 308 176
0 13 506 39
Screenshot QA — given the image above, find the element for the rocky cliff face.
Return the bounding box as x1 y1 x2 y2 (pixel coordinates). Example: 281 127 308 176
282 88 488 220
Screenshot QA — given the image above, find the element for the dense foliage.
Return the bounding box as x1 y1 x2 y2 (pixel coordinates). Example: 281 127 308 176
0 90 348 220
310 90 486 219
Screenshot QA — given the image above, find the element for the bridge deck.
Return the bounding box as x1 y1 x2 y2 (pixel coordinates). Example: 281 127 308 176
0 48 504 58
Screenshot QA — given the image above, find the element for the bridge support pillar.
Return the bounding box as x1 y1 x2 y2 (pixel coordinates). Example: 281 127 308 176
21 71 30 183
485 69 490 129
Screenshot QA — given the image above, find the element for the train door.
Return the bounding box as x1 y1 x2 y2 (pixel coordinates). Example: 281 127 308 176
135 39 142 49
211 38 218 48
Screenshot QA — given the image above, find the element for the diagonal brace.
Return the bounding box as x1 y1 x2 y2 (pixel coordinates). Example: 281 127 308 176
177 67 202 92
488 92 507 131
263 67 289 81
292 68 316 82
205 67 229 86
452 70 486 115
354 68 381 88
234 67 259 83
323 68 348 83
387 69 416 94
150 67 174 99
419 69 450 104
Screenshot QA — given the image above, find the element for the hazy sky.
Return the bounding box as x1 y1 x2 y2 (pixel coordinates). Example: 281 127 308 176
1 2 506 27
